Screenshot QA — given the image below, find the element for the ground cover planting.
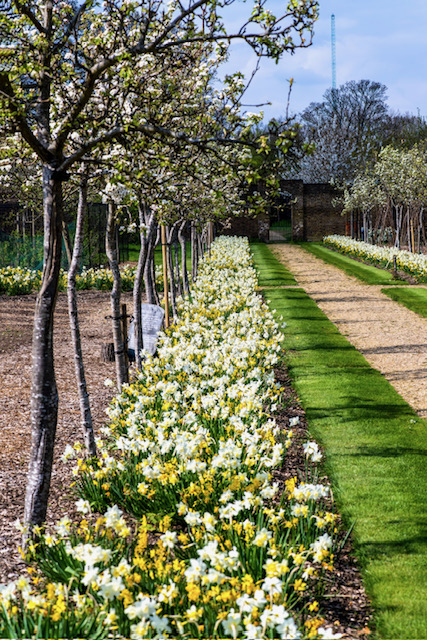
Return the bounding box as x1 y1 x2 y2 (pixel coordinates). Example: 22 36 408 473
0 264 163 296
251 244 427 638
0 237 344 639
381 286 427 318
298 244 406 286
323 235 427 283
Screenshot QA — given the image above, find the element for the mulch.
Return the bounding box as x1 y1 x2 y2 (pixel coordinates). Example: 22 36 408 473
0 290 133 581
0 290 373 638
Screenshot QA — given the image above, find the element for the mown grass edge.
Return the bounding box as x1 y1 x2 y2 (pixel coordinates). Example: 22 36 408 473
251 245 427 639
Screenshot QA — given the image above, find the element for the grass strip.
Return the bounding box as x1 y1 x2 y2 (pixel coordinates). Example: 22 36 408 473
257 281 427 639
129 242 192 269
381 286 427 318
250 242 298 287
299 243 408 286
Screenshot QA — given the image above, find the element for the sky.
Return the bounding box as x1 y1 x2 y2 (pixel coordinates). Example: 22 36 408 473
221 0 427 122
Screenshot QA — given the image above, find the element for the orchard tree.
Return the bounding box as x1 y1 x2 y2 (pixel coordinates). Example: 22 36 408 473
373 145 427 250
341 173 386 242
96 41 257 376
0 0 319 536
343 145 427 250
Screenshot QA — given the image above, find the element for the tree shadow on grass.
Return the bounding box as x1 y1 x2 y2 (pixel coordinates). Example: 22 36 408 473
345 445 427 458
357 533 427 560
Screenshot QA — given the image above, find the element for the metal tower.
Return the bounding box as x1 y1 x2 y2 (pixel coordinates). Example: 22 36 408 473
331 14 336 89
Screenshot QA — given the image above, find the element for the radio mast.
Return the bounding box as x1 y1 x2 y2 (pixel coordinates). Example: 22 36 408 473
331 14 336 89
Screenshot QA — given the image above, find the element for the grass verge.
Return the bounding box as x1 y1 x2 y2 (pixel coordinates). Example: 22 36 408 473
254 277 427 638
128 242 193 270
299 243 408 286
250 242 298 286
381 286 427 318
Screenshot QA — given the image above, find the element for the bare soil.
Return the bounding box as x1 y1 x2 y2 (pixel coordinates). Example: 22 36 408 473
0 290 133 581
0 289 372 638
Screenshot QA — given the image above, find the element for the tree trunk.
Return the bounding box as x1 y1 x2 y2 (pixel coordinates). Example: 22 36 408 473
178 220 190 297
173 231 182 299
394 205 402 249
161 224 170 328
166 223 179 322
133 205 156 369
191 222 198 281
198 227 204 259
62 220 73 267
106 202 128 389
144 222 159 305
67 173 96 457
24 166 63 537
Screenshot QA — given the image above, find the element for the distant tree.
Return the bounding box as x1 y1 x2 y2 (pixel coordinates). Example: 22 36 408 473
382 111 427 150
299 79 389 184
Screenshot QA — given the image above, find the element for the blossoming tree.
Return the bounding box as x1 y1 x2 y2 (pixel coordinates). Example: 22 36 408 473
0 0 318 535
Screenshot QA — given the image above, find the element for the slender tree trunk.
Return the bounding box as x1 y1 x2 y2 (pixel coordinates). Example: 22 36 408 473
62 220 73 267
106 203 128 389
191 222 198 281
394 205 402 249
133 205 156 369
198 227 204 259
133 202 147 370
166 224 178 322
178 220 190 297
173 228 182 299
67 173 96 457
24 166 63 537
161 225 170 328
144 222 159 305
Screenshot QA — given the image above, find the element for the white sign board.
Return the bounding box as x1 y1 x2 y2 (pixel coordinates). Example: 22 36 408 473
128 304 165 357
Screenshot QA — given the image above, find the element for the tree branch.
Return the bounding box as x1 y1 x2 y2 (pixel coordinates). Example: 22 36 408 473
0 73 53 163
12 0 46 34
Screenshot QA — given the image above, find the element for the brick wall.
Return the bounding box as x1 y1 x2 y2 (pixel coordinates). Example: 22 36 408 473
221 213 269 242
302 183 346 241
219 182 347 242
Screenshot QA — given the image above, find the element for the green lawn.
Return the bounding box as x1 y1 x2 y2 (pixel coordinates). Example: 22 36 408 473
381 286 427 318
250 242 298 287
128 242 192 271
251 246 427 639
299 242 408 286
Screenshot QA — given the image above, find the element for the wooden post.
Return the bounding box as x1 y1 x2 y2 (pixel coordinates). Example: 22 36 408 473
393 255 398 278
161 224 170 329
121 303 129 375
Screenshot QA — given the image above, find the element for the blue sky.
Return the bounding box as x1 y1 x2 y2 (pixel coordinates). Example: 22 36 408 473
222 0 427 121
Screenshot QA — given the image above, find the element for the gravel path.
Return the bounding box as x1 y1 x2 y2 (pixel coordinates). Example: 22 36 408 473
271 244 427 419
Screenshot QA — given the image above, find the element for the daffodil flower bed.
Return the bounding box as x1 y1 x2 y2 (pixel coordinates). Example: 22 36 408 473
0 264 164 296
324 234 427 282
1 237 343 639
0 266 42 296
